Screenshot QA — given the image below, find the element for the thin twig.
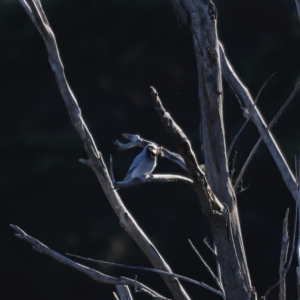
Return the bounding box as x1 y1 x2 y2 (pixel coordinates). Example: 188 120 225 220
297 150 300 272
227 72 276 157
261 206 297 300
113 291 120 300
285 195 298 272
203 237 217 256
66 253 225 297
279 209 289 300
230 151 237 182
234 80 300 190
188 239 223 291
214 243 224 291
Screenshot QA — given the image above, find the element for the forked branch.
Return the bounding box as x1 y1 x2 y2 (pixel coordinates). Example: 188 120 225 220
234 80 300 190
220 43 297 200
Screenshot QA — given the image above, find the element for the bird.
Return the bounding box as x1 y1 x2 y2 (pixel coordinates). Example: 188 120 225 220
124 144 158 180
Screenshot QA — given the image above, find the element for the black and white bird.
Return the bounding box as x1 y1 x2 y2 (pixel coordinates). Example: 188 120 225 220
124 144 158 180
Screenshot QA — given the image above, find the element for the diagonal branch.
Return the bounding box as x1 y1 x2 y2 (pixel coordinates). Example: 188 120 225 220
227 72 276 158
150 88 204 183
115 286 134 300
11 225 169 300
279 209 290 300
297 151 300 275
150 86 224 215
234 80 300 189
188 239 223 293
220 43 298 200
17 1 191 299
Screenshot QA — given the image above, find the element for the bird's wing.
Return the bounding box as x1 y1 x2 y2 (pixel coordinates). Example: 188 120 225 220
124 153 143 180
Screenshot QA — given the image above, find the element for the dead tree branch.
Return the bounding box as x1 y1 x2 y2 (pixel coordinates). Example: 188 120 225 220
234 80 300 190
11 225 169 300
279 210 290 300
227 72 276 158
188 239 223 293
115 286 134 300
219 43 297 200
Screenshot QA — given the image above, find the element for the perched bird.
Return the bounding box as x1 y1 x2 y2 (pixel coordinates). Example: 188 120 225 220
124 144 158 180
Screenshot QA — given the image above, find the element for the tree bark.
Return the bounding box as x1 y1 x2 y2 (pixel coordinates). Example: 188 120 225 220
169 1 256 299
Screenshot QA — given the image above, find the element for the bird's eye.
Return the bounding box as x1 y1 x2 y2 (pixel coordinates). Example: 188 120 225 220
148 147 156 158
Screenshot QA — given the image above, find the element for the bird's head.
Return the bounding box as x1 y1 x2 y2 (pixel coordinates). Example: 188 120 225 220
147 144 164 158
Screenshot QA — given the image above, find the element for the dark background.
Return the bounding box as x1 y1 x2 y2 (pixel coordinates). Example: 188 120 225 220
1 0 300 299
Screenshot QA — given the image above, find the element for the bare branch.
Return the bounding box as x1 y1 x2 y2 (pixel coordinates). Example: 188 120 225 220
110 155 117 184
113 291 120 300
297 150 300 272
230 151 237 182
203 237 217 256
150 86 224 215
11 225 169 300
17 1 191 299
279 209 290 300
234 80 300 190
188 239 223 292
113 174 193 189
150 87 204 183
66 253 225 297
261 205 297 300
115 286 134 300
214 244 224 292
220 42 297 200
227 72 276 157
285 188 297 273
